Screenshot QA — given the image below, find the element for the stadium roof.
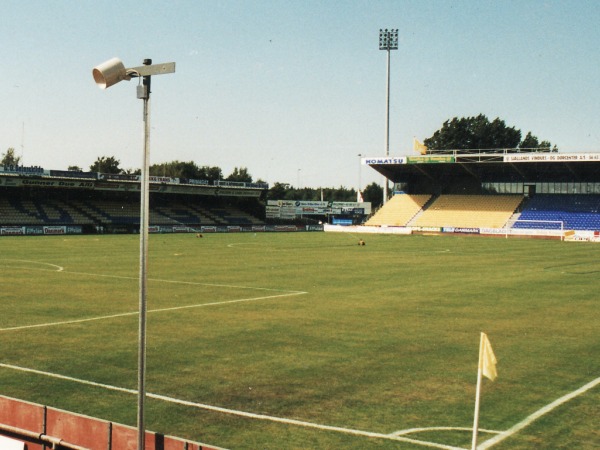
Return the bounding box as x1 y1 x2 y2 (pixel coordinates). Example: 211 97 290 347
363 151 600 185
0 167 266 198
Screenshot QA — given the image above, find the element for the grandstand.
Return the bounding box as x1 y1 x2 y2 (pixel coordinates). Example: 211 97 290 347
361 151 600 239
0 166 268 235
365 194 431 226
364 194 524 229
514 194 600 230
4 151 600 239
410 194 523 229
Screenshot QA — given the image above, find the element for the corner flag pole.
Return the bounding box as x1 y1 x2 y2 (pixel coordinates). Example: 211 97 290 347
472 332 498 450
471 332 485 450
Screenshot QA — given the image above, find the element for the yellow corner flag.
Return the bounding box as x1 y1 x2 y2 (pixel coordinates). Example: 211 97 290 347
481 332 497 381
413 137 428 155
472 332 498 449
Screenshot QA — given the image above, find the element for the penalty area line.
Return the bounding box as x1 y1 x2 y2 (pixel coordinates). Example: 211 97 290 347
0 363 462 450
63 270 305 294
0 291 306 332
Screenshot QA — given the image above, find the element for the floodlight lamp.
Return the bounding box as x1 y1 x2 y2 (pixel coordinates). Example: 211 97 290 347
92 57 131 89
379 29 399 51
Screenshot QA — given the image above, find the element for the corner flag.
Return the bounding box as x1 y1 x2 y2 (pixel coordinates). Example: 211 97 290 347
472 332 498 449
481 332 497 381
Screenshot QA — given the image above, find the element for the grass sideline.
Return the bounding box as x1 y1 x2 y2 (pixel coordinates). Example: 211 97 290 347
0 232 598 449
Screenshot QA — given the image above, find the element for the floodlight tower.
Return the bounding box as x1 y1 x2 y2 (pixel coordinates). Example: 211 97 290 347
357 153 363 200
379 28 398 204
93 57 175 450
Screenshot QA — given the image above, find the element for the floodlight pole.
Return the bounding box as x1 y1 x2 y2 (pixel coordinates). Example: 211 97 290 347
137 58 152 450
379 29 398 205
93 56 174 450
357 153 362 198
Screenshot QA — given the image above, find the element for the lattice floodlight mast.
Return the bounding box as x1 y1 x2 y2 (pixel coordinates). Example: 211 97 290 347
379 29 398 204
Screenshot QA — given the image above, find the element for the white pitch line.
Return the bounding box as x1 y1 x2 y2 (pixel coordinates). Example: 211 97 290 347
3 260 300 293
0 310 139 332
0 291 306 332
146 276 307 295
0 259 64 272
392 426 501 437
0 363 462 450
0 259 306 294
148 291 306 314
1 266 306 332
226 242 261 248
0 363 137 395
64 270 305 294
479 376 600 449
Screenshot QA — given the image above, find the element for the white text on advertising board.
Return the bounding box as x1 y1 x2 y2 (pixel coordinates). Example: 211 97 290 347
363 157 406 165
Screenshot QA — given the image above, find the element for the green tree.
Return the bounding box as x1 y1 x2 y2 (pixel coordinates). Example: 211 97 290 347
197 166 223 183
148 161 224 181
362 182 383 208
331 186 356 202
519 131 539 149
1 148 21 166
226 167 253 182
424 115 556 153
90 156 122 174
519 132 556 151
150 160 201 178
267 182 289 200
67 165 82 172
267 184 358 202
424 115 521 152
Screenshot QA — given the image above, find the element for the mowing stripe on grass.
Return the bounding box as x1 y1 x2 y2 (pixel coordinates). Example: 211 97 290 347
0 291 306 332
479 375 600 449
0 363 462 450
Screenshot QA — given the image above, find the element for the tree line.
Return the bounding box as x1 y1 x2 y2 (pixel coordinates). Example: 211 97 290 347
83 156 384 205
0 148 383 206
2 114 556 208
267 182 383 206
423 114 556 152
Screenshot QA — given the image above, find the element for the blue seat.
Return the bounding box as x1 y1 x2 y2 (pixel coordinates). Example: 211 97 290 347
516 195 600 230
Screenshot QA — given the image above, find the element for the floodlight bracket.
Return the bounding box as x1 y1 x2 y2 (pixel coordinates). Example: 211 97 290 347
127 62 176 78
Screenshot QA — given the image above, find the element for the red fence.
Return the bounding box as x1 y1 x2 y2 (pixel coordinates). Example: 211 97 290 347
0 395 221 450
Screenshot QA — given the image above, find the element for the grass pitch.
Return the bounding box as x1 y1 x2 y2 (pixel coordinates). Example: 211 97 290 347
0 232 599 449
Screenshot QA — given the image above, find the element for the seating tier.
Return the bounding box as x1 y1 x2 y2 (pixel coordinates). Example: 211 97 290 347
412 195 523 229
366 194 431 226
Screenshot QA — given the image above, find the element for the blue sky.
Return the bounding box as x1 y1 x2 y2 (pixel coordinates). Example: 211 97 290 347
1 1 599 189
